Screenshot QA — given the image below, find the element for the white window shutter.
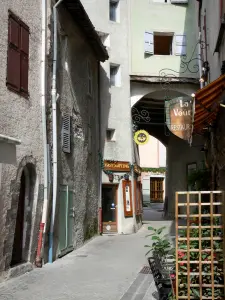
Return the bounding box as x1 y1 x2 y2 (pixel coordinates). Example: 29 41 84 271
171 0 188 3
175 34 186 56
144 31 154 54
62 113 71 153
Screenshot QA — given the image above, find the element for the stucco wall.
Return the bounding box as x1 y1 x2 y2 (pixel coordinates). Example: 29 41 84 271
0 1 43 278
198 1 221 82
81 0 133 162
139 136 166 168
130 0 198 77
52 6 102 255
166 134 204 217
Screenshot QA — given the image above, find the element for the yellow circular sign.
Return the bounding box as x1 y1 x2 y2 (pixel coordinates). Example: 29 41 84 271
134 130 149 145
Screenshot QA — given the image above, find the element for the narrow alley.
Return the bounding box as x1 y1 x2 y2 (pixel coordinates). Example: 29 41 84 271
0 207 173 300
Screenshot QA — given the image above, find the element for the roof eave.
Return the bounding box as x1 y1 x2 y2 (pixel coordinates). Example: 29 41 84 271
63 0 109 62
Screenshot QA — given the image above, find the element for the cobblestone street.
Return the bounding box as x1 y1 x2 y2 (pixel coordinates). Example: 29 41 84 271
0 208 173 300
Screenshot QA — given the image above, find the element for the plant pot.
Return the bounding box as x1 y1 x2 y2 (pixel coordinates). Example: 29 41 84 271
172 278 176 294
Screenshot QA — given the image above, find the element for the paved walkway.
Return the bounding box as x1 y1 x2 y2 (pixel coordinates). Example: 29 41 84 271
0 208 174 300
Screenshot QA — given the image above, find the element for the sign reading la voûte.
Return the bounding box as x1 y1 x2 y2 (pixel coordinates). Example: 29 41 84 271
165 96 193 142
104 160 130 172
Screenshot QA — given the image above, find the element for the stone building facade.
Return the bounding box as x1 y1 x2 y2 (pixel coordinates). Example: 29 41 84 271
0 0 108 281
0 0 44 280
194 0 225 192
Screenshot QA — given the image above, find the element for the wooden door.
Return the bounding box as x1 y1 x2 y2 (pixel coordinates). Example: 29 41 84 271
11 171 26 267
102 185 117 233
58 185 74 257
150 177 164 202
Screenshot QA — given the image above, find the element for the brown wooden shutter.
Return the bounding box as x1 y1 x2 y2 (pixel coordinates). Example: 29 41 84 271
7 16 20 92
20 54 28 93
20 26 29 54
20 26 29 94
8 17 19 48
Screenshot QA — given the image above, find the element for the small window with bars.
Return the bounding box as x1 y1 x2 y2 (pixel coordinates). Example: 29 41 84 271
150 177 164 202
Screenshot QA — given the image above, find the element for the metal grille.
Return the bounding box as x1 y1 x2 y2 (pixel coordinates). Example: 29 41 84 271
139 265 151 274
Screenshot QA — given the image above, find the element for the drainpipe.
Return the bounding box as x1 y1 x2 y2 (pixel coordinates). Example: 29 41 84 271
198 32 203 89
97 63 103 234
49 0 64 263
35 0 48 267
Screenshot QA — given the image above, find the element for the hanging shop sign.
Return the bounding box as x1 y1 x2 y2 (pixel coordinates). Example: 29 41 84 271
134 130 149 145
134 164 142 175
104 160 130 172
165 96 194 143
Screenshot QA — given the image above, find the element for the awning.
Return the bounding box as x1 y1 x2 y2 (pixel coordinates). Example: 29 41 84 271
193 74 225 132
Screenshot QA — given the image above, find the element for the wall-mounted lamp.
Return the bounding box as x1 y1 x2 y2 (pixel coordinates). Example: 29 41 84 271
220 94 225 107
200 147 208 153
200 61 210 83
124 174 129 181
108 173 114 182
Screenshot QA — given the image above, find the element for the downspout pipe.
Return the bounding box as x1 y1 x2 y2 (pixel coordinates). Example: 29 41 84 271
97 62 103 234
198 32 203 89
49 0 64 263
35 0 48 267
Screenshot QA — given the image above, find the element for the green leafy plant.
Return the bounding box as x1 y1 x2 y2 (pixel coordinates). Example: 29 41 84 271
145 226 172 258
187 168 210 191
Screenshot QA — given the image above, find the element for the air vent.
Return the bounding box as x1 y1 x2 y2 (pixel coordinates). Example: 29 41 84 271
62 113 71 153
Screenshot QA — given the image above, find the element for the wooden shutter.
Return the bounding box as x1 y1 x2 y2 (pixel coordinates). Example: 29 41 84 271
20 26 29 94
134 179 139 215
62 113 71 153
144 31 154 54
139 182 143 214
7 16 20 92
171 0 188 3
7 14 29 96
122 180 133 217
175 34 186 56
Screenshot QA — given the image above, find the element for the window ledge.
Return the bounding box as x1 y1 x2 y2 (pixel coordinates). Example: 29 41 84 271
0 134 21 145
214 19 225 53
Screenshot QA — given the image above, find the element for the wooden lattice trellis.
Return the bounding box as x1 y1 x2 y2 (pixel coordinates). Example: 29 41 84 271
175 191 225 300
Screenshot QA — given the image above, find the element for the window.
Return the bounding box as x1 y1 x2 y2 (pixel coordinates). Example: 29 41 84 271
109 0 119 22
110 64 120 86
87 60 92 95
106 129 116 141
150 177 164 202
7 12 29 97
144 31 186 56
154 33 173 55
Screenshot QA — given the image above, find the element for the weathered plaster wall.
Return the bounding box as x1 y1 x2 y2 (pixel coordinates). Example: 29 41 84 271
81 0 133 162
0 1 43 279
139 136 166 168
166 134 204 217
130 0 198 77
52 6 102 255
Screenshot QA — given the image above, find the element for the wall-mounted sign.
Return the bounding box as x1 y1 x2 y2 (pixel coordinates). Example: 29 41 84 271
104 160 130 172
122 180 133 217
134 164 142 175
165 96 194 143
134 130 149 145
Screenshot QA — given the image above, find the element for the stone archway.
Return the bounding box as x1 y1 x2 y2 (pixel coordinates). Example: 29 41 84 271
5 156 40 271
10 162 37 267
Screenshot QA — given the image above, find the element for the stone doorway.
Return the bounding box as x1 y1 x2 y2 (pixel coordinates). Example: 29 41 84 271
10 163 37 267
